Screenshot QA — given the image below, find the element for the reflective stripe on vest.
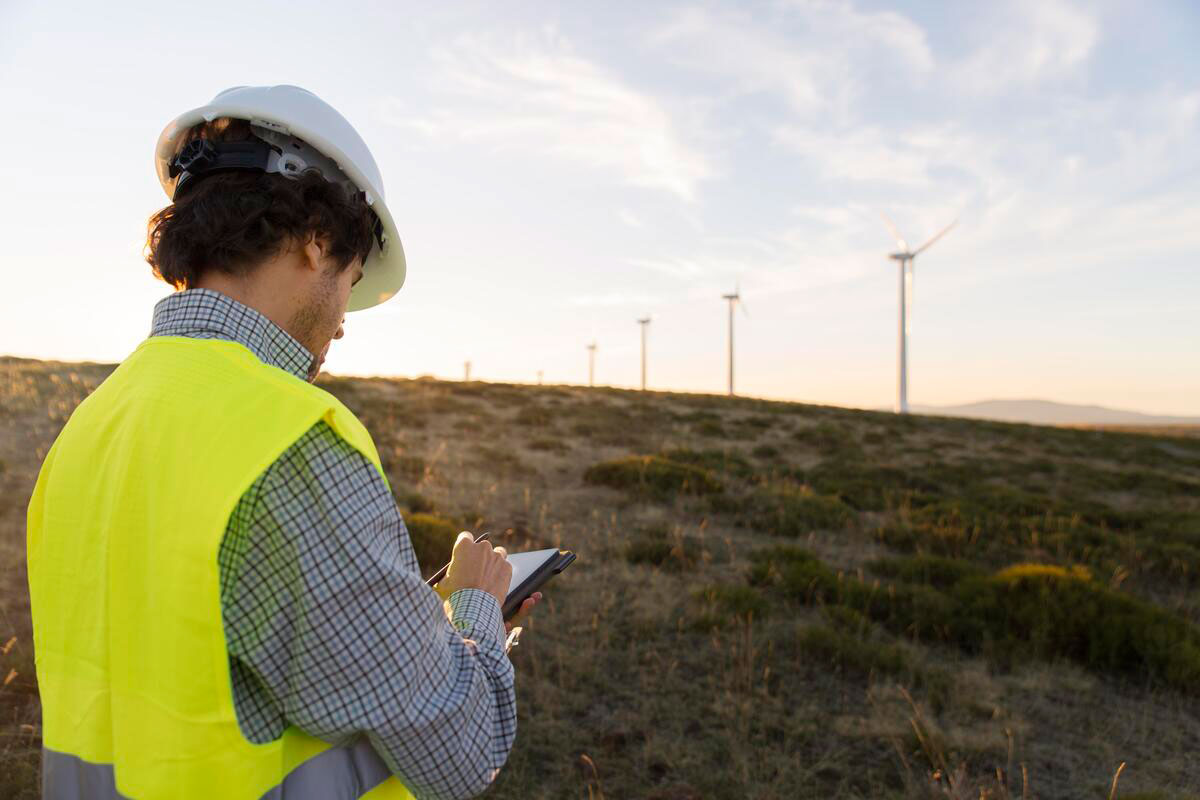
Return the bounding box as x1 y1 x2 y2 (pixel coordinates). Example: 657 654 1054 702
43 736 394 800
28 336 415 799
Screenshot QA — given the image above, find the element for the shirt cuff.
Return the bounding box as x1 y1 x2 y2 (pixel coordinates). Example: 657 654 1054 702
446 588 506 646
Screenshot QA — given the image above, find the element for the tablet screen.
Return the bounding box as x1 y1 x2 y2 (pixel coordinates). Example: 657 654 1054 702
506 548 560 595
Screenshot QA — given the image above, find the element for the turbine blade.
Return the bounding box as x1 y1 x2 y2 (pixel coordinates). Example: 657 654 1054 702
878 210 906 250
913 220 957 256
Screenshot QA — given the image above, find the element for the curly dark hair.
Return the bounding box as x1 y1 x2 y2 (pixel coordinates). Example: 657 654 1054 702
145 118 376 290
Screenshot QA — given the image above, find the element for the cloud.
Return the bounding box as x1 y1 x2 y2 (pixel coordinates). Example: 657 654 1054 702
772 122 994 190
570 291 661 308
380 29 713 200
955 0 1099 92
627 256 707 280
618 208 644 228
650 1 932 118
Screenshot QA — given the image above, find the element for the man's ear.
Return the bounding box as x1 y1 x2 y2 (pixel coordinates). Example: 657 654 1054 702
300 235 329 274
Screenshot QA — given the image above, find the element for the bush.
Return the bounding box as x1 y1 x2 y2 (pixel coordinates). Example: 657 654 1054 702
405 513 460 577
796 625 909 677
948 564 1200 690
751 444 780 460
748 547 1200 688
821 604 873 635
395 489 436 514
663 448 755 479
514 405 556 427
751 484 854 536
748 546 838 601
692 584 769 629
867 555 986 589
584 455 723 500
384 453 427 482
804 458 938 511
626 525 694 571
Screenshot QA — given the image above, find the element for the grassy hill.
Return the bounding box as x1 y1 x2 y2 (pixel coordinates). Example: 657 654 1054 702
2 356 1200 798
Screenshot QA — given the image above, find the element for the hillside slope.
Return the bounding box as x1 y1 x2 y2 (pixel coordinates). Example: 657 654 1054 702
2 357 1200 798
911 398 1200 426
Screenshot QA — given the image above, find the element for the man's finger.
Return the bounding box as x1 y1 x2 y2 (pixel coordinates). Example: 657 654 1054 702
494 546 507 558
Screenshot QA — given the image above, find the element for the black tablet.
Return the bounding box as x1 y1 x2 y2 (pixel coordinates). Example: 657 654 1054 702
503 548 576 620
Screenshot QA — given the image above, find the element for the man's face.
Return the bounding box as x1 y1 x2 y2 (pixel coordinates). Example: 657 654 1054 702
296 256 363 381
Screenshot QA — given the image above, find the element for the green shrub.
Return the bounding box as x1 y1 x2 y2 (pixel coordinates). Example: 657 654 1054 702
383 452 427 482
662 448 755 479
867 555 986 589
749 547 1200 688
793 422 855 450
748 546 838 601
821 604 873 635
405 513 460 577
395 489 436 514
948 564 1200 690
584 455 723 500
692 585 769 629
751 484 854 536
841 579 956 641
626 538 675 567
796 625 909 677
626 525 694 571
751 444 780 460
804 458 938 511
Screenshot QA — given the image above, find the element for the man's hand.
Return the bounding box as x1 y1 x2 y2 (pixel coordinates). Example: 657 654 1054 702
438 532 513 607
505 592 542 635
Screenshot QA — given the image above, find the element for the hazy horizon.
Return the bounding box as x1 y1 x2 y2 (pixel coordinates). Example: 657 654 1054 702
2 0 1197 416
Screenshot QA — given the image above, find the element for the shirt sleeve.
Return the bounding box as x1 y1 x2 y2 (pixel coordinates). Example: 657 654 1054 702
219 421 516 800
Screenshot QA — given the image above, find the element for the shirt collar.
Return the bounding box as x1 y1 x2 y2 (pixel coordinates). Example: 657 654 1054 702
150 288 316 381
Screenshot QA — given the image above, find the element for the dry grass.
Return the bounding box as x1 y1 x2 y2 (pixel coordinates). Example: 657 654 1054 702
3 356 1200 798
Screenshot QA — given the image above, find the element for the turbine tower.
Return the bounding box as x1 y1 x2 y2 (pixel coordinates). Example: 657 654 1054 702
721 286 747 396
587 341 597 387
637 317 651 391
880 213 956 414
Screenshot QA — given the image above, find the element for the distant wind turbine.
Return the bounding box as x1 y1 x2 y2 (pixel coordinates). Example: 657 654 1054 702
721 285 747 396
880 213 956 414
637 317 651 391
587 341 597 387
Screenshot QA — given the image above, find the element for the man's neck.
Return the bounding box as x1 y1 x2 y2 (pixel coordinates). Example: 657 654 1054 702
193 273 306 352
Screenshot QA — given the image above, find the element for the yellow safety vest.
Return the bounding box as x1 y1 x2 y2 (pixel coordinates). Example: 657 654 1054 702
27 336 416 799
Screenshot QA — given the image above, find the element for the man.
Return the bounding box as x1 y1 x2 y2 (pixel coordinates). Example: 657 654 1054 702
26 85 536 800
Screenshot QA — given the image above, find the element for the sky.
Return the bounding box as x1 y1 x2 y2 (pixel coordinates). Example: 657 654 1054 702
1 0 1198 416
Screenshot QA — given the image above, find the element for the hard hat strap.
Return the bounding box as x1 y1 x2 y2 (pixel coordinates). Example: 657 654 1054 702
169 138 274 200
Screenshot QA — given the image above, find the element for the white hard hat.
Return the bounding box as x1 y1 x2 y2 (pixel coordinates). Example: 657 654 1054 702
154 85 405 312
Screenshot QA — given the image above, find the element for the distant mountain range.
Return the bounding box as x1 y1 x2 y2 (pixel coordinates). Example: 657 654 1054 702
908 399 1200 427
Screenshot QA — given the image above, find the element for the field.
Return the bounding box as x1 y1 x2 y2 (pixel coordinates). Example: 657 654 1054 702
3 355 1200 798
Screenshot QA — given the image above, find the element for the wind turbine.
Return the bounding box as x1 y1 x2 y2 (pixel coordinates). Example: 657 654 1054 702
880 213 956 414
637 317 651 391
586 341 597 387
721 285 748 396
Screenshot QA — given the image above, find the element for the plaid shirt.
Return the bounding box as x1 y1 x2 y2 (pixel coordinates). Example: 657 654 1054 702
149 288 515 800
